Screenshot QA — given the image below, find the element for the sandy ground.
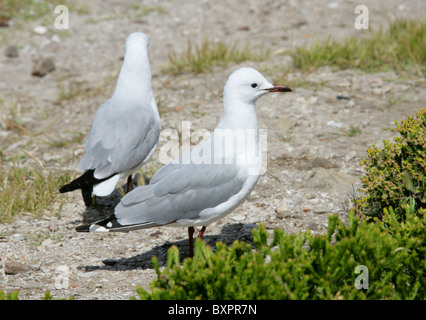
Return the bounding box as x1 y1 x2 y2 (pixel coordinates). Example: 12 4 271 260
0 0 425 299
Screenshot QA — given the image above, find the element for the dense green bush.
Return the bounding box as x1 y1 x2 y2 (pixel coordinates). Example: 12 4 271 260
358 109 426 221
135 211 425 300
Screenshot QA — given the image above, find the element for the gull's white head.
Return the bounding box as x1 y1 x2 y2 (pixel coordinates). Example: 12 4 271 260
126 32 149 49
224 67 292 105
114 32 152 98
121 32 151 73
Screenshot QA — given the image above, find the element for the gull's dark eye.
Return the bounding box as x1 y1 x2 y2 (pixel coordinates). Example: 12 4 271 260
251 83 258 88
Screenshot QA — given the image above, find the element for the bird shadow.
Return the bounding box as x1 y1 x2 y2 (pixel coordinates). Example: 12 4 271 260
72 174 146 225
77 222 257 273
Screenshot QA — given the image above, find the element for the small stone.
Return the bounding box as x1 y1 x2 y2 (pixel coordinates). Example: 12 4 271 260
312 157 335 169
4 45 18 58
344 150 357 161
306 222 320 230
326 120 342 128
276 210 292 219
232 214 246 221
51 34 61 43
336 95 350 100
48 220 59 232
34 26 47 35
275 200 292 219
11 233 25 242
31 57 55 77
38 238 54 250
312 204 327 214
5 261 31 275
306 167 360 196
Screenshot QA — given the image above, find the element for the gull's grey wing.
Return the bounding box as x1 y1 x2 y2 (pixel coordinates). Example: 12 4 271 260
79 97 160 179
114 162 245 226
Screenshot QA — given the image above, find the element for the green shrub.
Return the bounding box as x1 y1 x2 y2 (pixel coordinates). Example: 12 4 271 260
358 109 426 221
134 212 425 300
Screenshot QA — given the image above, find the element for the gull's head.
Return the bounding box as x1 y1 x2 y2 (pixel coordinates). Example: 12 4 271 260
125 32 150 52
224 67 292 105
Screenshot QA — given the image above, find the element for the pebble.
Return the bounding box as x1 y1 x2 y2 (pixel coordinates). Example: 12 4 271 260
4 45 18 58
306 168 360 196
312 157 335 169
77 272 99 278
34 26 48 35
49 220 59 232
232 214 246 221
31 57 55 77
326 120 343 128
11 233 25 242
306 222 320 230
344 150 357 161
51 34 61 43
5 261 31 275
275 200 292 219
336 95 350 100
38 238 54 250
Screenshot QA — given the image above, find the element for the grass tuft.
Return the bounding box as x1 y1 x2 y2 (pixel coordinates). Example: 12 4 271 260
165 39 270 74
290 19 426 76
0 0 90 22
0 161 72 222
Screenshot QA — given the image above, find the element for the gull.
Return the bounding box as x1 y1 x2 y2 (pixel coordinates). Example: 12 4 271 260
76 67 292 257
59 32 160 206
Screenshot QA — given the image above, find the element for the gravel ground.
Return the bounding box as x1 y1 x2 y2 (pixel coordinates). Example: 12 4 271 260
0 0 425 299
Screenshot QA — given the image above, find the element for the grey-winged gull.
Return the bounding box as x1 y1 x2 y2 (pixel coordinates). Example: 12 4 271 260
76 67 291 257
59 32 160 206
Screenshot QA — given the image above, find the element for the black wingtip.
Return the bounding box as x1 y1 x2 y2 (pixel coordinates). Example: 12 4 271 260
59 183 74 193
75 223 91 232
59 170 95 194
76 215 117 233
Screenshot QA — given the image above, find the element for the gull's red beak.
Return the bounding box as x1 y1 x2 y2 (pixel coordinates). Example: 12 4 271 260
264 85 292 93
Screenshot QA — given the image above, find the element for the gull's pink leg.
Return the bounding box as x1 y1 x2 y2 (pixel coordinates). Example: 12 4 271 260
197 226 207 239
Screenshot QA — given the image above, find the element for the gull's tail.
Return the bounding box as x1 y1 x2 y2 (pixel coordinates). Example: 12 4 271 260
76 214 158 233
59 170 114 206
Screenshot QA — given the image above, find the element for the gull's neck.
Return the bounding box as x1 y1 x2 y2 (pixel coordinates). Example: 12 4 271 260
215 97 260 164
218 96 258 131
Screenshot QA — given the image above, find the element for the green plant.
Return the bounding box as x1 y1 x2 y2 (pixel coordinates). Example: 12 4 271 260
358 109 426 221
0 162 72 222
290 19 425 76
344 125 362 137
0 0 90 22
0 290 74 300
166 39 270 74
0 290 20 300
134 212 425 300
